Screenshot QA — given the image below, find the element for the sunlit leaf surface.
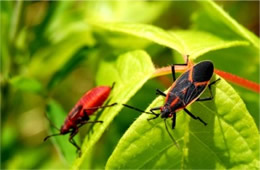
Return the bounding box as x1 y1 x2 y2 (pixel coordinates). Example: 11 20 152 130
106 78 259 169
2 1 259 169
94 22 249 59
94 22 187 54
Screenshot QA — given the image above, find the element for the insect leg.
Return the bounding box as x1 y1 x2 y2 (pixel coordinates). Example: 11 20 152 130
147 107 161 120
111 82 116 89
69 128 81 155
183 108 207 126
197 78 221 101
122 104 160 120
82 110 90 121
45 105 83 131
82 110 103 123
43 133 62 141
122 104 153 115
84 103 117 111
77 120 103 128
209 78 221 86
171 65 176 81
171 55 189 81
171 113 176 129
44 105 81 141
156 89 166 97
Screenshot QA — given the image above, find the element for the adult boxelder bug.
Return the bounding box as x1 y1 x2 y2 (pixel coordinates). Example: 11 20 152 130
44 83 117 155
123 58 220 146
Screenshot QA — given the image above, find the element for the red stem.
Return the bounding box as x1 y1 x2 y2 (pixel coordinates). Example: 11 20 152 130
214 69 260 93
152 66 260 93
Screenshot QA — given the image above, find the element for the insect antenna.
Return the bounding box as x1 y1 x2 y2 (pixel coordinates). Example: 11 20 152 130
43 133 62 141
122 104 152 114
44 112 60 131
164 119 180 149
111 82 116 90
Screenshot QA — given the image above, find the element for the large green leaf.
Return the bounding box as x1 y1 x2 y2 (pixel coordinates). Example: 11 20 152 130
106 77 259 169
94 22 249 59
170 30 249 59
194 0 259 49
72 50 155 169
93 22 187 54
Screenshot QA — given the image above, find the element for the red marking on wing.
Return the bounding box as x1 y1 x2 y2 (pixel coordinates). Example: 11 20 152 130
176 83 208 112
182 88 187 94
188 66 193 82
170 97 180 107
194 81 208 86
165 67 192 103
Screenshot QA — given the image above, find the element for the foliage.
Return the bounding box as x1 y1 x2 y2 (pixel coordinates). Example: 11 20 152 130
106 77 259 169
1 1 259 169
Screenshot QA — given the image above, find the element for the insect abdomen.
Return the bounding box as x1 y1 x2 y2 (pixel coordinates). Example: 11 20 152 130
81 86 111 116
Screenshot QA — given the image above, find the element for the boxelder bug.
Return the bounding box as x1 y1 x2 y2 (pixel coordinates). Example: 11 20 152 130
123 58 220 146
44 83 117 155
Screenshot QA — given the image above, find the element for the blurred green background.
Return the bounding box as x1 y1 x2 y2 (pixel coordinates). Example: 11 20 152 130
1 1 259 169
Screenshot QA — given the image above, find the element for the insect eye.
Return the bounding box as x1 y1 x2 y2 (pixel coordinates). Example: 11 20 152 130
168 114 172 118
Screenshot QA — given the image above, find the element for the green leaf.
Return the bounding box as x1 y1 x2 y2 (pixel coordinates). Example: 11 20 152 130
195 0 259 49
9 76 44 94
106 77 259 169
46 99 79 165
170 30 249 60
71 50 155 169
93 22 187 54
94 22 249 59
